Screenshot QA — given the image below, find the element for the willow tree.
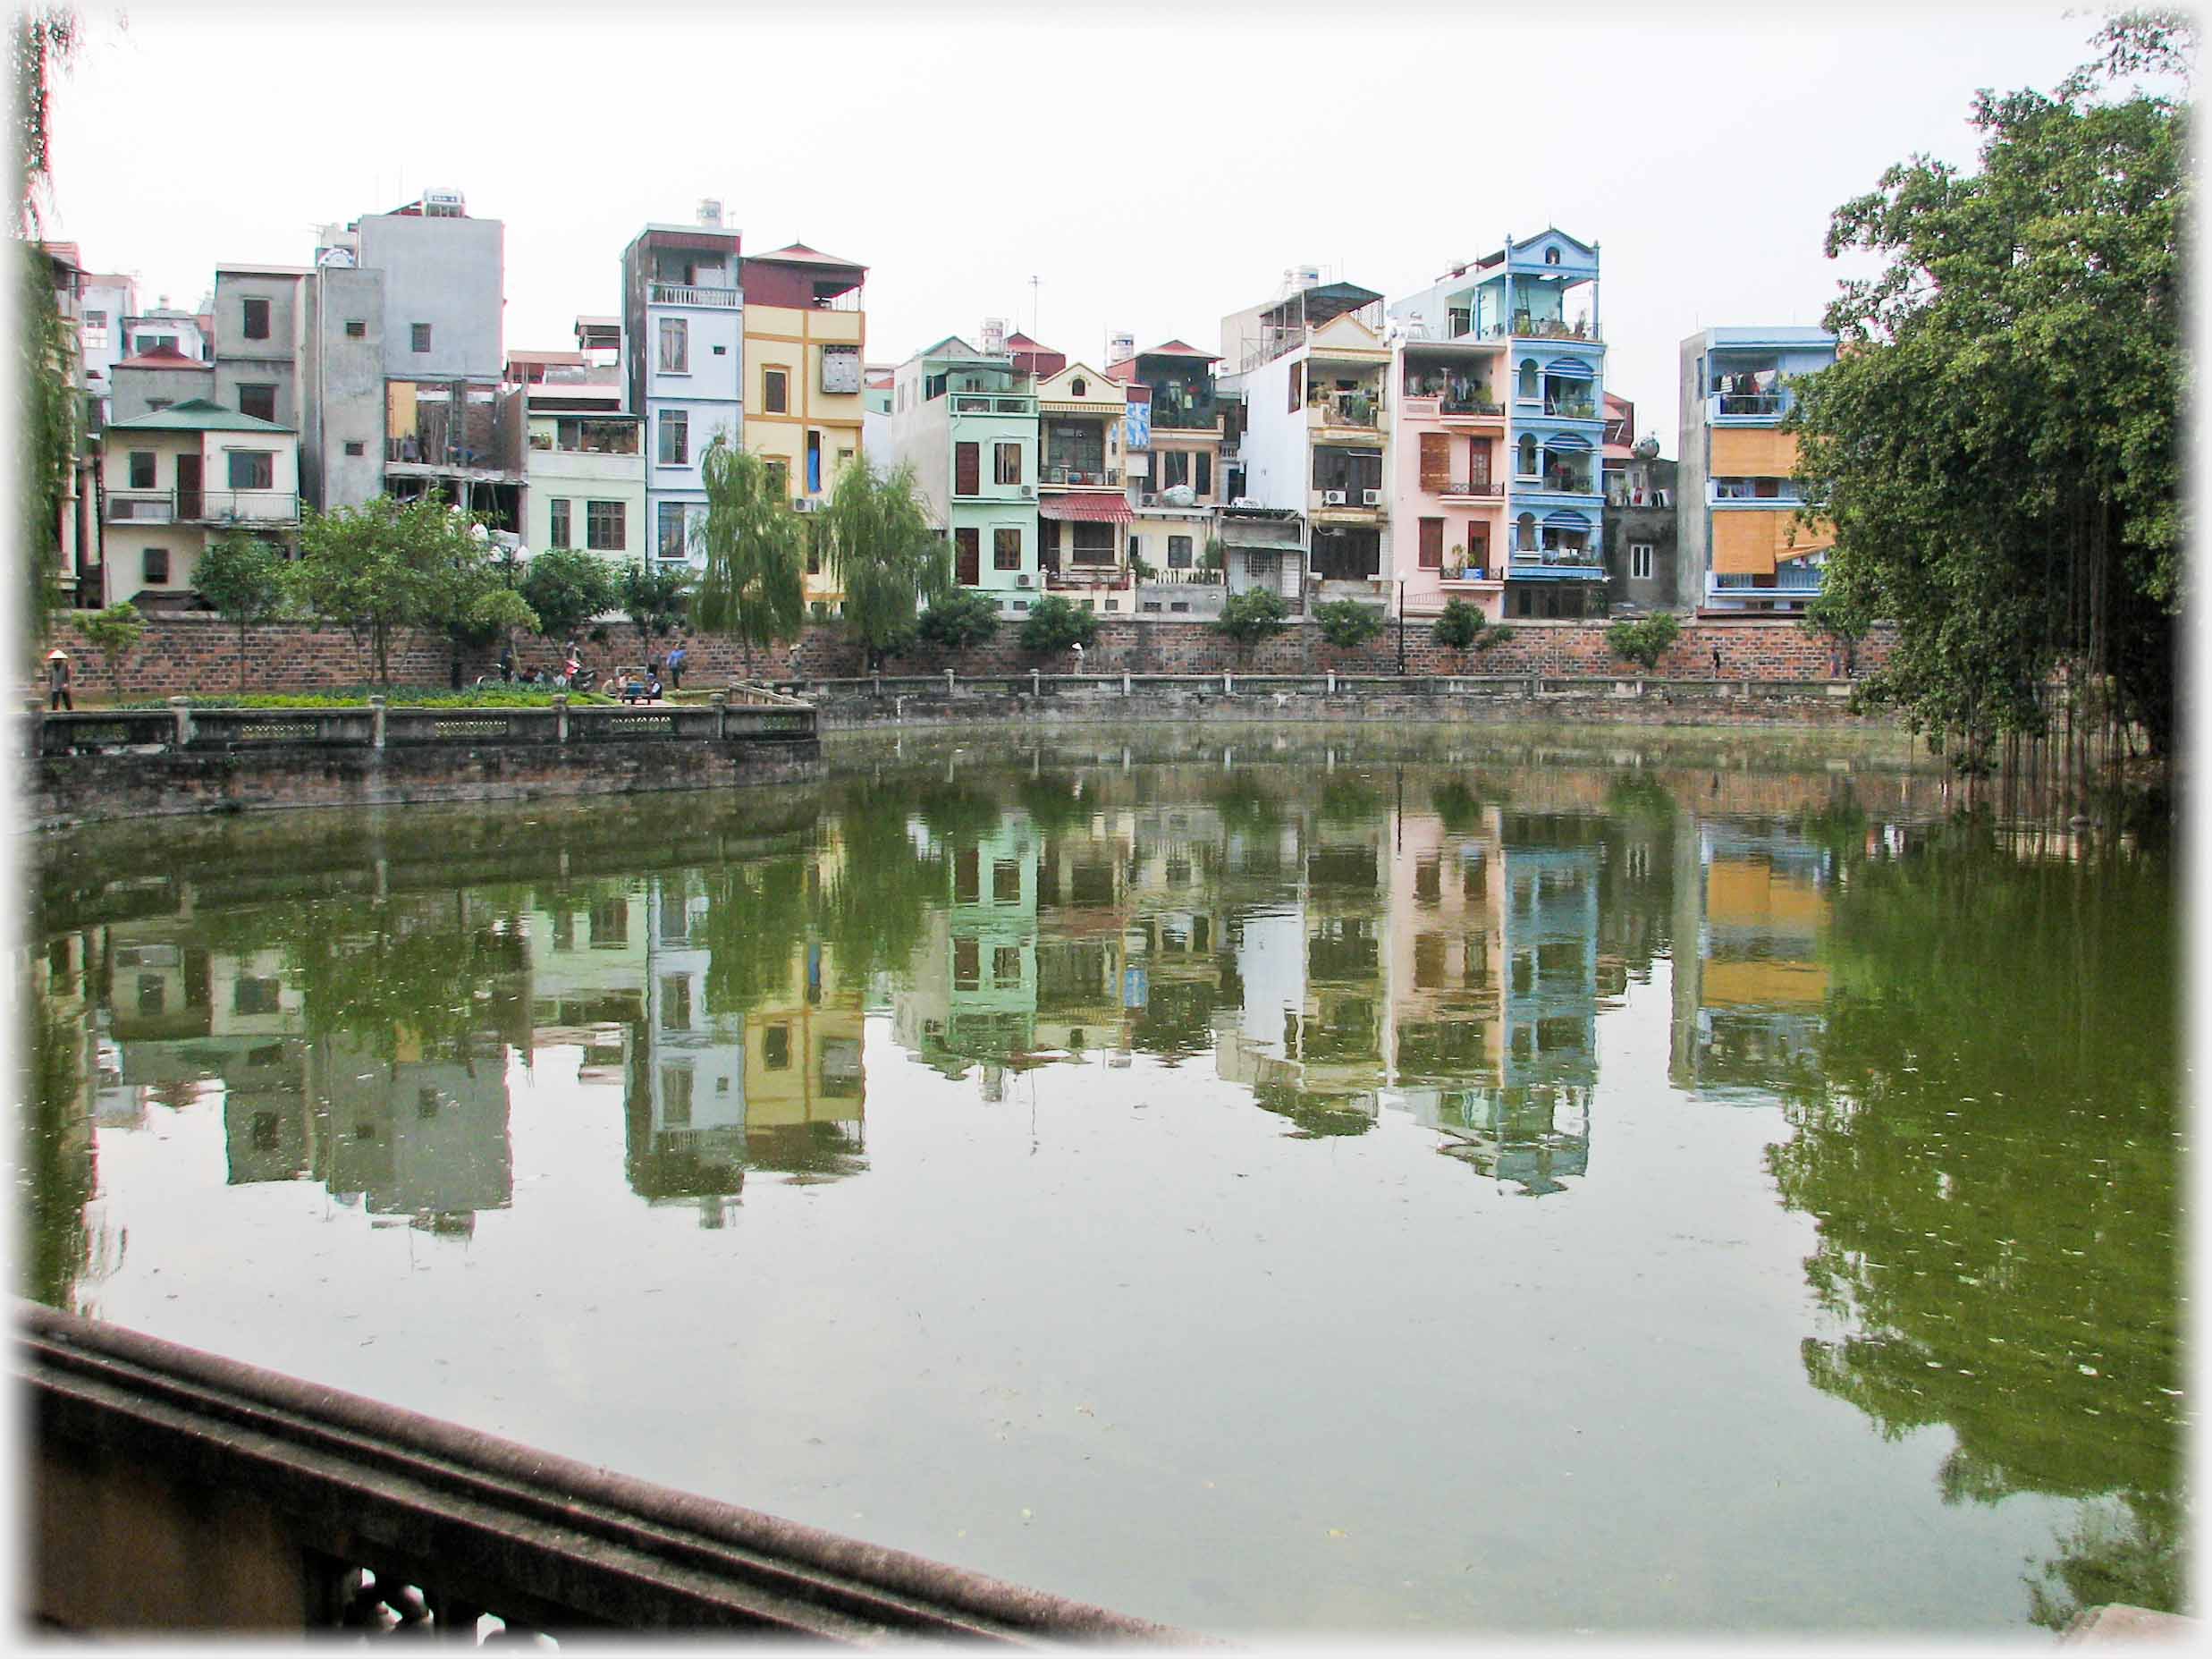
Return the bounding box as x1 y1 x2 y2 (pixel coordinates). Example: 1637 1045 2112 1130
1791 11 2189 787
821 457 949 671
691 436 805 680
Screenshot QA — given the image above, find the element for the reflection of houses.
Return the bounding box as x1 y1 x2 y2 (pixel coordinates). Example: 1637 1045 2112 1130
310 1031 513 1235
1496 827 1601 1093
1034 813 1136 1059
894 814 1039 1088
1668 822 1834 1094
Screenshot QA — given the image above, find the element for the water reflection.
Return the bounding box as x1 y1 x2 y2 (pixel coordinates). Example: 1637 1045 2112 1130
22 735 2181 1629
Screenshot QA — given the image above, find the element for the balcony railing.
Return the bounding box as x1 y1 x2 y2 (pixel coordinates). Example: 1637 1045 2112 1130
1144 566 1223 585
1150 403 1220 431
1041 464 1120 487
1309 394 1381 428
1512 546 1603 568
1540 472 1596 495
1440 396 1504 417
1044 563 1126 588
1439 478 1504 498
1711 392 1788 418
650 283 739 309
952 394 1036 416
1512 316 1600 343
1544 398 1598 420
1713 569 1822 592
105 488 298 524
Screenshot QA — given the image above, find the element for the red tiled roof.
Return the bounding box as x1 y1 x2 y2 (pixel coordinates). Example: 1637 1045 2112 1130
755 241 865 270
1038 495 1134 523
1138 338 1219 361
115 343 210 370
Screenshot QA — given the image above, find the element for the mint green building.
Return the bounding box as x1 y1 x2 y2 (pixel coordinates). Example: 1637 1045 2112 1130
882 337 1040 611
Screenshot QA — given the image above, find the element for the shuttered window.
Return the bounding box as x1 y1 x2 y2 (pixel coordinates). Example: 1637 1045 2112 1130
954 443 980 496
1419 517 1444 569
1419 432 1450 493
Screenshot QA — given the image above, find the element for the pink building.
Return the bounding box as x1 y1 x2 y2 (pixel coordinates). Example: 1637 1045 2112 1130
1389 338 1509 619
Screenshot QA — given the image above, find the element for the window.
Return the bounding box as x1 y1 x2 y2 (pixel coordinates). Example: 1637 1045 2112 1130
1753 477 1781 498
82 308 106 330
343 440 365 457
1159 450 1190 491
1713 478 1755 500
128 451 155 490
410 323 432 353
658 410 688 466
1071 521 1115 562
237 385 276 422
954 442 980 496
142 547 170 585
1196 452 1212 496
765 459 789 496
1070 376 1087 397
138 974 165 1017
1629 542 1654 580
993 441 1022 486
820 343 860 394
658 317 688 374
148 398 173 412
227 451 274 489
661 1068 693 1126
762 1024 791 1070
994 527 1021 571
993 945 1023 986
1167 535 1194 569
660 975 692 1031
954 528 980 584
1288 360 1303 412
764 368 788 412
233 977 282 1015
658 501 688 559
241 297 270 341
993 859 1021 901
343 318 366 338
549 499 572 548
587 500 625 551
953 935 980 989
1517 435 1539 476
1419 516 1444 569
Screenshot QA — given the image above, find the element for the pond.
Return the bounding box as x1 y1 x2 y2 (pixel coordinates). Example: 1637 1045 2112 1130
23 725 2184 1638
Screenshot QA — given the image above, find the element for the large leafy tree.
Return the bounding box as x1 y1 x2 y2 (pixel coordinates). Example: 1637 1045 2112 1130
193 531 289 694
691 436 805 679
290 494 534 688
1791 12 2189 778
1017 594 1097 655
821 458 948 671
915 588 1000 653
617 557 692 657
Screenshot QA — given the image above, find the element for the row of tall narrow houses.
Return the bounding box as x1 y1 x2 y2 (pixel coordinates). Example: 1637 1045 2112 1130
47 203 1834 625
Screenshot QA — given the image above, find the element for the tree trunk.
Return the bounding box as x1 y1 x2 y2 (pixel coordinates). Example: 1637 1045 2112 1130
239 622 249 697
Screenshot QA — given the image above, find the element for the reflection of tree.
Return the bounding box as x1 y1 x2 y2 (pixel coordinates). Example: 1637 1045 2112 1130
1252 1083 1372 1139
22 978 98 1311
1765 821 2182 1622
1129 976 1217 1064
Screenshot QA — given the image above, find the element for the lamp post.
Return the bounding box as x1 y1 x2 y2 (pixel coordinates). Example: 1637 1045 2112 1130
1397 578 1406 676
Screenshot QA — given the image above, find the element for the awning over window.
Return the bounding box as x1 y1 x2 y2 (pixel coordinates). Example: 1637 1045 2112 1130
1541 431 1592 452
1038 495 1134 523
1545 356 1596 379
1542 509 1592 529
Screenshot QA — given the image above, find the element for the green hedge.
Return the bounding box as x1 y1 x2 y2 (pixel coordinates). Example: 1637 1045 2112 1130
115 686 616 710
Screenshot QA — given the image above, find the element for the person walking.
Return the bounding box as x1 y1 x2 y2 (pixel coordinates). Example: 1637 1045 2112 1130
1710 645 1723 679
498 642 515 683
45 648 72 711
666 639 687 690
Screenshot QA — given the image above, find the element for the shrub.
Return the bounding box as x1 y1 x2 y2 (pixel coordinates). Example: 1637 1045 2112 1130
1431 599 1487 651
916 588 1000 651
1607 613 1683 671
1313 599 1387 650
1019 594 1099 654
1212 588 1291 656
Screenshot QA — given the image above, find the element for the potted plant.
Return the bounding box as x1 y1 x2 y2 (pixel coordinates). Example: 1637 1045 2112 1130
1443 545 1465 580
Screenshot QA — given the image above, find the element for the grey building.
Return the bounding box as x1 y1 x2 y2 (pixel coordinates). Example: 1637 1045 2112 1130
1602 453 1678 613
211 264 310 431
300 260 387 511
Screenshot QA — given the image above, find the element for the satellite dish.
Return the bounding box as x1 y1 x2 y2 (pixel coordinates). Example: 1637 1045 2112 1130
1161 484 1196 507
1633 435 1660 461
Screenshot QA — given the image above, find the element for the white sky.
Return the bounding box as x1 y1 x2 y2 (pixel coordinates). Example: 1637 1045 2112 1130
44 1 2109 458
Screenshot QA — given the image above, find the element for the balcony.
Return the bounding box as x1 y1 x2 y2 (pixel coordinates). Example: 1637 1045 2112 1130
1151 402 1220 432
1144 565 1223 586
1543 395 1598 420
105 488 298 525
649 283 739 309
951 394 1036 417
1307 391 1381 431
1511 546 1604 571
1539 470 1597 496
1044 563 1127 589
1041 464 1121 487
1513 316 1600 343
1439 478 1504 500
1712 568 1821 594
1707 390 1794 424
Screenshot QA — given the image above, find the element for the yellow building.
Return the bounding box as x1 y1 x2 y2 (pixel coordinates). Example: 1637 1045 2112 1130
739 243 868 614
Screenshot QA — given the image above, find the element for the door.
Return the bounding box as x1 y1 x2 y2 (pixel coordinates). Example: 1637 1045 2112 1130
1469 440 1491 488
954 443 980 497
175 453 202 521
955 528 981 586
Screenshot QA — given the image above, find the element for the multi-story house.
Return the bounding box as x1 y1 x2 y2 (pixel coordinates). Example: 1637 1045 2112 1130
117 300 210 365
210 263 310 432
1600 389 1678 612
1389 233 1610 620
1676 326 1838 614
99 397 300 606
110 340 214 422
621 211 744 571
882 335 1039 608
1033 358 1134 614
1109 340 1228 618
737 241 867 613
1381 283 1509 618
1218 276 1391 611
74 266 136 421
520 368 645 569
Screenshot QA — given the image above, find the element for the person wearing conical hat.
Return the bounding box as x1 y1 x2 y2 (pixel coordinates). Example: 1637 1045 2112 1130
45 648 72 712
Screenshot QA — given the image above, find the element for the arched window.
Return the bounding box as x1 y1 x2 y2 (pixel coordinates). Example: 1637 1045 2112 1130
1544 246 1562 266
1518 434 1538 475
1516 512 1536 552
1517 359 1539 400
1071 376 1087 397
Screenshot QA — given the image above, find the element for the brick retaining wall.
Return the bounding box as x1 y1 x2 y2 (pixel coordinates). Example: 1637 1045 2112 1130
43 612 1891 700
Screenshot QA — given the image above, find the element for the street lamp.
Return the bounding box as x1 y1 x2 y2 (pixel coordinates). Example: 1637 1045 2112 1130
1397 578 1406 676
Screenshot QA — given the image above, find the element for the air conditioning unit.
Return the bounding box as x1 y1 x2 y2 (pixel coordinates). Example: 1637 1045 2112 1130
1019 483 1036 497
1362 488 1383 506
1322 489 1347 506
1016 572 1034 588
792 497 823 513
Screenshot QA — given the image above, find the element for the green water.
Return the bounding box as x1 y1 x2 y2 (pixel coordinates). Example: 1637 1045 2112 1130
23 727 2184 1637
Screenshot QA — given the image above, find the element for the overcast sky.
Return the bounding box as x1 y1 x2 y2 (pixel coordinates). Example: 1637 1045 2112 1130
45 1 2108 457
